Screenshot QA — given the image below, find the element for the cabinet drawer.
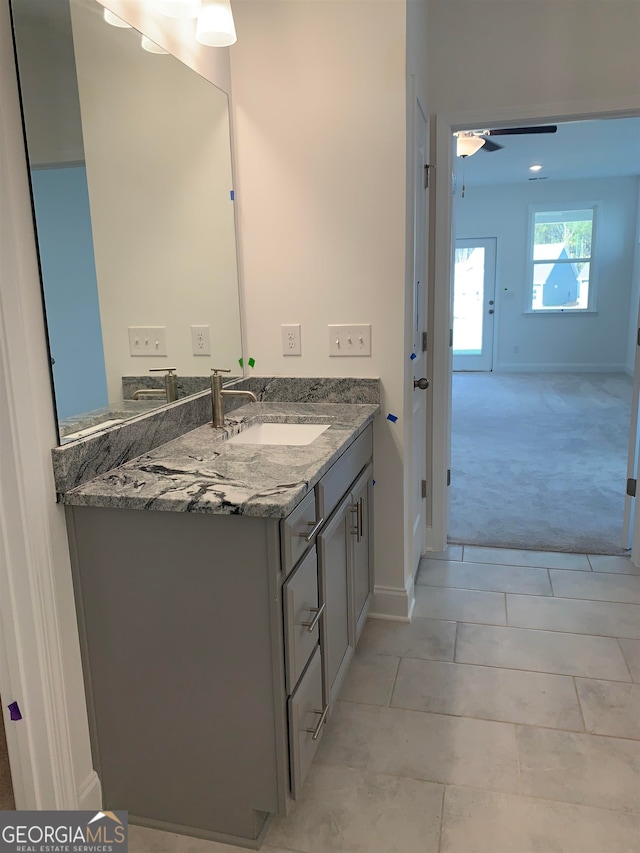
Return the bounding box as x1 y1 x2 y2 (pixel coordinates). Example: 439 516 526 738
288 646 326 800
317 426 372 521
283 546 321 694
281 490 320 576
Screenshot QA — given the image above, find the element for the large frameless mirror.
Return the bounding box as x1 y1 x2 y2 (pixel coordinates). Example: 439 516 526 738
10 0 243 442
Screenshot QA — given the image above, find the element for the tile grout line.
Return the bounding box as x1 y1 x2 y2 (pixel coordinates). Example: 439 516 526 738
572 675 588 733
410 610 640 641
387 655 402 707
437 785 446 853
615 637 635 682
452 620 459 663
393 653 635 685
336 697 640 741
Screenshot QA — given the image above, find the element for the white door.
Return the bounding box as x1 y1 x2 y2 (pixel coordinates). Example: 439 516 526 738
411 99 429 570
624 299 640 565
452 237 496 371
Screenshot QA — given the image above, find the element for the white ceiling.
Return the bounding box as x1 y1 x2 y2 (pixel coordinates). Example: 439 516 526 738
459 116 640 186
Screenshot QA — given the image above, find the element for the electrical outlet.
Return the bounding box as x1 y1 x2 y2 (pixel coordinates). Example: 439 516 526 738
281 324 301 356
191 325 211 356
328 324 371 356
128 326 167 356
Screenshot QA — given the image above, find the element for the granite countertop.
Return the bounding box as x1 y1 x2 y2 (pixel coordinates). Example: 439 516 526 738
61 402 378 517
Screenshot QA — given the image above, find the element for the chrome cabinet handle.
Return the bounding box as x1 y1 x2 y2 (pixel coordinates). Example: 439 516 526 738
300 602 325 633
350 498 364 542
304 704 329 740
298 517 325 542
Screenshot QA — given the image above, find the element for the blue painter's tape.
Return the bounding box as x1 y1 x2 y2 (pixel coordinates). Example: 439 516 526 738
8 701 22 721
372 479 376 486
387 414 398 423
410 352 417 360
230 190 235 200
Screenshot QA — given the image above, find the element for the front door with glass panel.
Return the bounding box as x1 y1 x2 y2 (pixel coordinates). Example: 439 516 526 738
452 237 497 371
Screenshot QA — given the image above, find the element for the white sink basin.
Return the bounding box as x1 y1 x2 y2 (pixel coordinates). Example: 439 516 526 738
227 422 330 446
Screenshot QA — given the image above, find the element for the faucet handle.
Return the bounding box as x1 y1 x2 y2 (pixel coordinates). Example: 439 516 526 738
149 367 177 375
211 368 231 375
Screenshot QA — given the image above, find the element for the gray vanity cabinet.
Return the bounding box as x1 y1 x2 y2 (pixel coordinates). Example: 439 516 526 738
65 423 373 846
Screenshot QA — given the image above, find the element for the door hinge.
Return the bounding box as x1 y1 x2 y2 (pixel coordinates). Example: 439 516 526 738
449 328 453 348
421 479 427 499
447 469 451 487
627 478 637 497
422 331 428 352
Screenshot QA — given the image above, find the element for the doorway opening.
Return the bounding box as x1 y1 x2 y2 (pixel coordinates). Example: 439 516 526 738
440 115 640 555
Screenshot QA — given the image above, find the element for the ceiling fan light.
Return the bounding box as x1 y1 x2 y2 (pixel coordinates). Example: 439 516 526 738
103 8 131 27
196 0 237 47
456 134 485 158
529 164 543 172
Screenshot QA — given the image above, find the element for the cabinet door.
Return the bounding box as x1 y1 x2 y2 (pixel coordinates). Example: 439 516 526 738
318 493 353 706
350 463 373 640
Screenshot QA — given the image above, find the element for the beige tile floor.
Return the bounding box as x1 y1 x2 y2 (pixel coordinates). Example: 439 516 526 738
129 546 640 853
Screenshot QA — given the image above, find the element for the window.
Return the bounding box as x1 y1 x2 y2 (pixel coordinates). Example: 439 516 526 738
529 207 596 312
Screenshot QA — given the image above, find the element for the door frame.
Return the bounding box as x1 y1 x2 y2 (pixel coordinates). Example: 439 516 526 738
426 97 640 554
452 237 497 372
0 0 99 811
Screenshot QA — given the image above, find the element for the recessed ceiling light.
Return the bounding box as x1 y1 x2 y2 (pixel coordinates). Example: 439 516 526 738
529 164 543 172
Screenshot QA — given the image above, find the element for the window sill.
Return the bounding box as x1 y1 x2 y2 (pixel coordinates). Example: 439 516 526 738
524 308 598 316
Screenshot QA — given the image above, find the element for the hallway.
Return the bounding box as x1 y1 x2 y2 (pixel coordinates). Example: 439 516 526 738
128 546 640 853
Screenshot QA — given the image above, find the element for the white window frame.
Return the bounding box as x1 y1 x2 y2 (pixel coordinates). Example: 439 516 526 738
525 202 600 314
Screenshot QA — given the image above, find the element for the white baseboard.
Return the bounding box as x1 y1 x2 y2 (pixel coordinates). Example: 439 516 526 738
494 363 628 374
77 771 102 811
369 582 415 622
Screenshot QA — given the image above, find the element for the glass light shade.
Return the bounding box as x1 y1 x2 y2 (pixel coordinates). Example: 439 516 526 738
103 8 132 27
159 0 201 19
141 35 169 53
456 135 485 157
196 1 237 47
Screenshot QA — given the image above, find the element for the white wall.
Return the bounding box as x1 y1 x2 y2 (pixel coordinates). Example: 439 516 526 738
455 176 640 371
427 0 640 118
70 0 242 401
10 0 84 166
229 0 415 617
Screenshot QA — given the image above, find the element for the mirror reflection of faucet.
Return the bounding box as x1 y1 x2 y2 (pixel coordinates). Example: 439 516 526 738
132 368 178 403
211 368 257 427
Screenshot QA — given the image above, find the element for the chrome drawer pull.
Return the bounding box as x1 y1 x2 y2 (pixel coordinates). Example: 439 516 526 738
300 602 325 633
297 517 325 542
350 499 364 542
304 704 329 740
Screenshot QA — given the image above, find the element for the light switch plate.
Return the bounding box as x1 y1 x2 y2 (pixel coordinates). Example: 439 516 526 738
328 324 371 356
128 326 167 356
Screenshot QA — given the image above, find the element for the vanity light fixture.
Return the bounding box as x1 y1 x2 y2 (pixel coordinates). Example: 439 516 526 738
141 35 169 53
159 0 202 19
103 8 131 27
529 164 543 171
195 0 237 47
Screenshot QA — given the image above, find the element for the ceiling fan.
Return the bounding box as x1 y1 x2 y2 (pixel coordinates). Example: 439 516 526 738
455 125 558 157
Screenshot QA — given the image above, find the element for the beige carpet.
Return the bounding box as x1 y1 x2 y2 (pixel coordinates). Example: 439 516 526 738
0 710 15 810
449 372 633 555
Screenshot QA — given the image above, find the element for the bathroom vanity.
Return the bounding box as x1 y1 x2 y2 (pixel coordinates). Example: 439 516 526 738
59 398 377 847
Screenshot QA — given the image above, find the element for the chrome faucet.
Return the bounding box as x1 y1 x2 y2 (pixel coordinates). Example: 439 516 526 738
211 368 257 427
132 368 178 403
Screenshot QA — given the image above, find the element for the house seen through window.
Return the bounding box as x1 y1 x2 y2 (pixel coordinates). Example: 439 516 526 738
530 207 595 312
